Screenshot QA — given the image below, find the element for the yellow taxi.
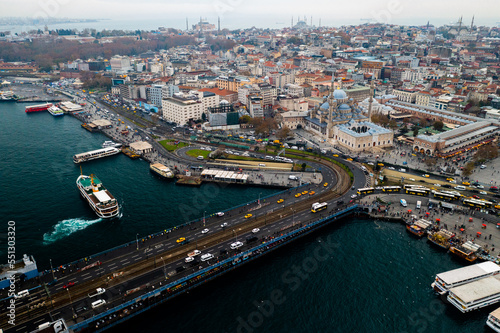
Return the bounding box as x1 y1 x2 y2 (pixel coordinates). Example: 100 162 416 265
176 237 186 243
423 174 430 178
244 214 252 219
462 181 470 186
378 163 384 166
295 193 301 198
302 190 309 195
347 158 353 161
495 205 500 210
309 191 315 195
277 199 284 204
446 178 454 181
323 182 328 187
332 154 339 157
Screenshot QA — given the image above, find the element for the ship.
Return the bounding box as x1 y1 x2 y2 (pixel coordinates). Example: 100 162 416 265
427 229 455 250
0 91 19 102
76 173 120 218
406 219 432 237
150 163 174 179
73 147 121 164
47 105 64 117
102 141 122 148
449 241 480 263
25 102 53 113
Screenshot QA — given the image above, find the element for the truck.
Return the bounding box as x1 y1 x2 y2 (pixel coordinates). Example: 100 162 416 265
88 288 106 298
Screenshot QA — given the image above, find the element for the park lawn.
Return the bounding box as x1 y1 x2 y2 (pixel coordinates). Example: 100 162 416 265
186 149 211 159
159 140 189 152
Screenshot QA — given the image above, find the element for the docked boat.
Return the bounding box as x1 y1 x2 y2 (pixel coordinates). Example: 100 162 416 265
0 91 19 102
449 241 481 263
150 163 174 179
406 219 432 237
47 105 64 117
73 147 121 164
487 307 500 332
76 174 119 218
102 141 122 148
448 275 500 313
427 229 455 250
25 102 52 113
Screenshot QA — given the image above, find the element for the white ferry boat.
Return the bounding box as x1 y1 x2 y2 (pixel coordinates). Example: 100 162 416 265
150 163 174 179
487 307 500 332
76 174 119 218
48 105 64 117
431 261 500 295
447 275 500 312
73 147 120 164
102 141 122 148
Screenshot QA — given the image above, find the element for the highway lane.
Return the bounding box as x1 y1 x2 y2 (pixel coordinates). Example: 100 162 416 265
2 156 360 332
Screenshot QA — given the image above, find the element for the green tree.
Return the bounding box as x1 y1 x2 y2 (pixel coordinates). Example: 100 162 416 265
412 126 420 137
433 120 444 131
301 163 306 171
239 115 251 124
276 126 292 141
462 162 475 177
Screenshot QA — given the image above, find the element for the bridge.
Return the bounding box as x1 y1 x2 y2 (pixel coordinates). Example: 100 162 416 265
1 152 367 333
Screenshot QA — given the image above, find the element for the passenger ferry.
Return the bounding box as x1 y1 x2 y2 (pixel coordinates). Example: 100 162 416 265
427 229 455 250
73 147 121 164
76 174 120 218
47 105 64 117
431 261 500 295
487 307 500 332
447 275 500 312
449 241 480 263
25 102 53 113
150 163 174 179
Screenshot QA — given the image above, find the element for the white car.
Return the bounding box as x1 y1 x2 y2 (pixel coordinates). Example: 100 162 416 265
351 194 358 199
367 162 375 166
220 223 228 228
201 253 214 262
252 228 260 234
481 165 487 169
409 178 415 181
230 241 244 249
433 184 441 187
201 228 209 234
185 256 194 263
476 185 484 189
399 168 406 172
388 167 395 170
216 212 224 217
480 191 487 195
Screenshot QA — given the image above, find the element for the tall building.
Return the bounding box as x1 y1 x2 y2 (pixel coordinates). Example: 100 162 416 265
162 94 203 125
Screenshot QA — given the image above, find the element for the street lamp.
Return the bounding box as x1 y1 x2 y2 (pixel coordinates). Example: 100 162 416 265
49 259 55 281
160 256 167 280
136 233 139 251
233 229 238 242
67 288 76 318
258 192 262 205
203 211 206 227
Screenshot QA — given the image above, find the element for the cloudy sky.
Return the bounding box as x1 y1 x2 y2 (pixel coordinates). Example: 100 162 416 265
1 0 499 29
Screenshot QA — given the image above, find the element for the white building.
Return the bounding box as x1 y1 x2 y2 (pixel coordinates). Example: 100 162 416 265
162 94 203 125
332 120 394 152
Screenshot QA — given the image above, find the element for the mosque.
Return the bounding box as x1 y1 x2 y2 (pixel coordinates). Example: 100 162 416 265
304 79 394 152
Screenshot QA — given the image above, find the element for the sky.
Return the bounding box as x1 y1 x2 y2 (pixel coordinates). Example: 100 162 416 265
0 0 499 29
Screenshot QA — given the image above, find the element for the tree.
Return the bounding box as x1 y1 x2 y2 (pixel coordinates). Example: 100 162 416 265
462 162 475 177
474 143 499 162
276 126 292 141
201 113 207 122
239 115 251 124
433 120 444 131
412 126 420 137
301 163 307 171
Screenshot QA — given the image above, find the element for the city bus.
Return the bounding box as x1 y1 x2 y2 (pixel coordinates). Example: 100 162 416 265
433 191 460 201
463 198 493 209
382 186 401 193
406 188 430 196
311 202 328 213
357 187 375 196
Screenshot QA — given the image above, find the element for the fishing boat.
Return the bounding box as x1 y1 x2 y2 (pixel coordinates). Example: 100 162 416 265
76 173 120 218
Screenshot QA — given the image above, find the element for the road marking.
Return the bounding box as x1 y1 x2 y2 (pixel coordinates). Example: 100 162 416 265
120 259 129 263
15 326 26 332
121 261 130 265
83 275 93 280
34 318 47 324
134 257 141 261
131 254 140 258
81 273 91 277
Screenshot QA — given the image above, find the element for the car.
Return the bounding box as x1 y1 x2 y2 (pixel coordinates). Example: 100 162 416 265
277 199 284 204
220 222 228 228
409 178 415 181
346 158 353 161
63 282 75 289
47 279 58 286
480 191 487 195
351 194 358 199
332 154 339 157
446 178 454 181
367 162 374 166
230 241 244 249
433 184 441 187
176 237 186 243
462 181 470 186
185 256 194 263
449 180 457 184
442 184 452 188
309 191 315 195
472 195 480 199
423 174 430 178
388 167 395 170
476 185 484 189
378 163 384 166
201 253 214 262
399 168 406 172
201 228 209 234
323 183 328 187
252 228 260 234
302 190 308 195
481 165 487 169
244 214 253 219
217 212 224 217
295 193 301 198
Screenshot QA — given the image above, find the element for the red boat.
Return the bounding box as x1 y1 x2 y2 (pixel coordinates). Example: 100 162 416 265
25 103 53 113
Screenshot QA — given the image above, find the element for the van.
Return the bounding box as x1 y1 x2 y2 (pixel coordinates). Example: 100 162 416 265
416 201 421 209
197 156 204 160
15 289 29 299
92 299 106 309
455 186 466 191
400 199 407 207
288 175 298 180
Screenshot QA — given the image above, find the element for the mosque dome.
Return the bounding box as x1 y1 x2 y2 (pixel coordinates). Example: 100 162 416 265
338 103 351 111
333 89 348 100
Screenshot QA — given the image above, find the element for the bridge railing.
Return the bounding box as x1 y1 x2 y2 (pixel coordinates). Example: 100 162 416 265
69 204 359 331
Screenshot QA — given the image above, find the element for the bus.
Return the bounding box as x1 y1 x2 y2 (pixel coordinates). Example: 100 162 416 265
433 191 460 201
357 187 375 196
406 188 430 196
382 186 401 193
463 198 493 209
311 202 328 213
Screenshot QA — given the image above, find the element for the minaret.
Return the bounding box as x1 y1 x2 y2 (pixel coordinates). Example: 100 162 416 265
218 16 220 35
326 75 336 138
458 16 462 31
471 15 474 31
368 79 375 121
186 18 188 31
319 18 321 28
310 16 312 27
291 16 293 28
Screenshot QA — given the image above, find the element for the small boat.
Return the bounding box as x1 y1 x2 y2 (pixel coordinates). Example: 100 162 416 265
406 219 432 238
427 229 455 250
102 141 122 148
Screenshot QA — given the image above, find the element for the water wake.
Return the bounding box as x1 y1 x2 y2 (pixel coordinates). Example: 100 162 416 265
43 217 103 244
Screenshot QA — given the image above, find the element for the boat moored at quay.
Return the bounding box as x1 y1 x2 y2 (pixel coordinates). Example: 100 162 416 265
447 275 500 313
76 174 120 218
150 163 174 179
449 241 481 263
25 102 53 112
487 307 500 332
48 105 64 117
73 147 121 164
406 219 432 237
427 229 455 250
